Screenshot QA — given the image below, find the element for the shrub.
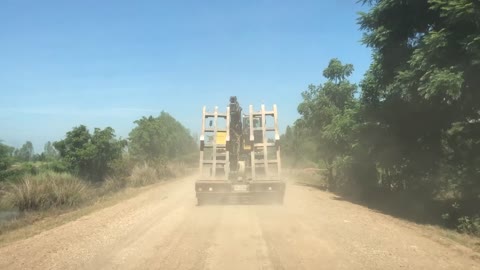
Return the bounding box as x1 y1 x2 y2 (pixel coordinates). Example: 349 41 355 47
3 172 90 211
290 168 327 189
19 163 39 175
441 202 462 228
155 163 175 179
457 215 480 236
101 176 127 193
1 163 39 182
127 164 159 187
38 160 69 173
108 156 135 179
0 183 8 209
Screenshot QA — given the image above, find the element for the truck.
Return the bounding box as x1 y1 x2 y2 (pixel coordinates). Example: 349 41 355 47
195 96 285 205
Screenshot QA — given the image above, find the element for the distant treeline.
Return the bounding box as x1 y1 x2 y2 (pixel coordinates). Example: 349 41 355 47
0 111 197 215
0 111 197 183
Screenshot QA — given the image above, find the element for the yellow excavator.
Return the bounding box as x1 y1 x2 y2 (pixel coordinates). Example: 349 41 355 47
195 96 285 205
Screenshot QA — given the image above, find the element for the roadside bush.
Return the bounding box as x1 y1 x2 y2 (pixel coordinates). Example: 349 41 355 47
19 163 38 175
0 167 23 182
108 156 135 179
103 161 189 191
101 176 127 193
441 201 480 235
127 164 159 187
289 168 327 189
0 183 8 209
166 162 187 178
457 215 480 236
0 163 38 182
442 202 463 228
173 152 199 166
156 162 175 179
38 160 69 173
3 172 90 211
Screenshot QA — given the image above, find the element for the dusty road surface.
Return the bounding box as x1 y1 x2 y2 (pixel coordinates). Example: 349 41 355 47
0 175 479 270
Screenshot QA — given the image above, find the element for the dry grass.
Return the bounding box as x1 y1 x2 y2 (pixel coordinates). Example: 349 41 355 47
287 168 328 189
165 162 190 177
1 162 191 212
2 172 90 211
126 162 189 187
0 181 166 246
101 176 127 194
0 162 195 241
127 163 159 187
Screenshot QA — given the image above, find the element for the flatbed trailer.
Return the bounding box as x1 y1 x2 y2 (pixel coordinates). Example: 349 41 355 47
195 98 285 205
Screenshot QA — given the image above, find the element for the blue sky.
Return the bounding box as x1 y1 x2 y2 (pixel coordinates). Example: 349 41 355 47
0 0 371 152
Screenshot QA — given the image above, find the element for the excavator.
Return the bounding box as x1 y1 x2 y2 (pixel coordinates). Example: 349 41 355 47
195 96 285 205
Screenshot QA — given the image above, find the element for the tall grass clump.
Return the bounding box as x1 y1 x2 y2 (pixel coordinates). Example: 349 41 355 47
3 172 90 211
290 168 327 190
104 161 190 191
101 176 127 194
166 162 189 178
127 163 158 187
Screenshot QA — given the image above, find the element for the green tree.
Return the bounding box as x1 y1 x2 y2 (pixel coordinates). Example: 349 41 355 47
129 112 197 163
54 125 126 181
15 141 34 162
43 141 59 160
296 59 359 190
0 142 15 180
280 124 317 167
358 0 480 197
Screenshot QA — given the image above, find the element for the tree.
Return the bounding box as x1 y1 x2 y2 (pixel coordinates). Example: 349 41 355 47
280 124 317 167
358 0 480 197
0 142 15 179
296 59 359 190
129 112 197 163
43 141 59 160
54 125 126 181
15 141 34 162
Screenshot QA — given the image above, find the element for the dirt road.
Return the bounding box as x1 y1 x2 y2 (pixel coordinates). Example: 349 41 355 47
0 175 478 270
